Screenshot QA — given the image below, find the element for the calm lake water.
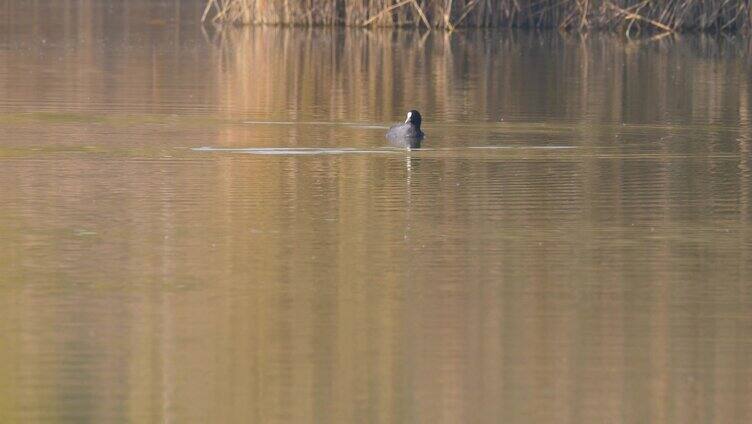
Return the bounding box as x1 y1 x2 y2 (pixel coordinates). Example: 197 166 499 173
2 1 752 423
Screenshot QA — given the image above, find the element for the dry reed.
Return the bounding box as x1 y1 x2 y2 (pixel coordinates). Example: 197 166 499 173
203 0 752 32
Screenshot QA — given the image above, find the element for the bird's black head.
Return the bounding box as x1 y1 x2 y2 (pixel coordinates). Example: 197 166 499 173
405 110 422 128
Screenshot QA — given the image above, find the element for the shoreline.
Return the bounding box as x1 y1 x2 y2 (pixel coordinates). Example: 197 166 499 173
203 0 752 33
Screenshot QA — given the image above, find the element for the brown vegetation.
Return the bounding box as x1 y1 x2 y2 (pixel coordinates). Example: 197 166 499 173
203 0 752 32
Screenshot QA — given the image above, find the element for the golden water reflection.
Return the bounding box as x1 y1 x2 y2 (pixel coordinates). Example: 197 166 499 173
1 3 752 423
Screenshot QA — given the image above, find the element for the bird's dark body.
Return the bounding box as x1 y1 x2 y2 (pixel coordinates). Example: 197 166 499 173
386 124 424 148
386 110 424 149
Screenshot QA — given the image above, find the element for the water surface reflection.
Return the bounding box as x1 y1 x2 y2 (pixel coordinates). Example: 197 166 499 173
1 5 752 423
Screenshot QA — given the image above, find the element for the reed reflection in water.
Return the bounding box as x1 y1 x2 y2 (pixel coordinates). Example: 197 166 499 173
1 7 752 423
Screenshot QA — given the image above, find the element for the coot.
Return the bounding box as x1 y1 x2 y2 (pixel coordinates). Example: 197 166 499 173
386 110 424 148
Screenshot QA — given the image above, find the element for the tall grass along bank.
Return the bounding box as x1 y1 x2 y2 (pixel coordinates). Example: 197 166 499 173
203 0 752 32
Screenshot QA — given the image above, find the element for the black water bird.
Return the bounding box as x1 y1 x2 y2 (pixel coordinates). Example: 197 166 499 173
386 110 424 148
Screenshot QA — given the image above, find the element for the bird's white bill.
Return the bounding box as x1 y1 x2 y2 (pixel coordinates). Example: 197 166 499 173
405 112 412 123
